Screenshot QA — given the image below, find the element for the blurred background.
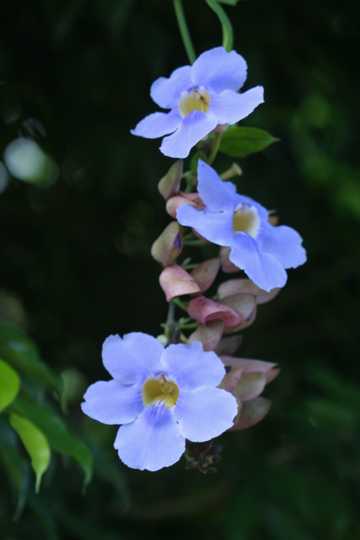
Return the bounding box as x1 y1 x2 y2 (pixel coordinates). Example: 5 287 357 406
0 1 359 538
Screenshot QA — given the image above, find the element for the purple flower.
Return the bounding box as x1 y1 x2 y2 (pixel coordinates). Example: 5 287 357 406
177 161 306 291
81 333 237 471
131 47 264 158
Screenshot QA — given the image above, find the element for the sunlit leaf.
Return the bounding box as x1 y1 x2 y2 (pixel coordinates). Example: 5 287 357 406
10 413 51 492
0 322 62 396
12 396 93 485
0 359 20 412
220 126 279 158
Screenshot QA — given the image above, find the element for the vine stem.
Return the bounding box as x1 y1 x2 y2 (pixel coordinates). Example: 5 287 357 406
206 0 234 51
207 130 223 164
165 301 177 343
173 0 196 63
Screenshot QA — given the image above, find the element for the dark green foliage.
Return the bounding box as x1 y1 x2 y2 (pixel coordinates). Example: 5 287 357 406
0 1 359 539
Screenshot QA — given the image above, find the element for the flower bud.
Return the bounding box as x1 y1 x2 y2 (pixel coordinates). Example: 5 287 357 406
221 293 256 333
151 222 182 266
191 258 220 293
159 265 200 302
216 335 243 356
158 160 183 200
220 247 239 273
187 296 242 329
231 397 271 431
166 192 203 219
218 278 280 304
222 369 267 401
188 321 224 351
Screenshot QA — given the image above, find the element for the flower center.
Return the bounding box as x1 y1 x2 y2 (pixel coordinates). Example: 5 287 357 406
142 376 179 408
232 205 260 238
179 88 211 117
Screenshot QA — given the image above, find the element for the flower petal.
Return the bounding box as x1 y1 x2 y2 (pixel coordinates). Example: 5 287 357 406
81 380 143 425
175 387 237 442
229 234 287 292
197 159 237 211
191 47 247 93
164 341 225 389
259 224 307 269
131 111 181 139
151 66 192 109
160 112 217 158
102 333 164 384
114 405 185 471
211 87 264 124
177 205 234 246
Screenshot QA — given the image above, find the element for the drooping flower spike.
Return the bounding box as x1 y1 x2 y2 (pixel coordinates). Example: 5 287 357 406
81 333 237 471
177 160 306 291
131 47 264 158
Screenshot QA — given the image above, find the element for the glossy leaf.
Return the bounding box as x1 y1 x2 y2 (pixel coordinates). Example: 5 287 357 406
0 322 62 396
0 359 20 412
12 396 93 485
10 413 50 492
220 126 279 158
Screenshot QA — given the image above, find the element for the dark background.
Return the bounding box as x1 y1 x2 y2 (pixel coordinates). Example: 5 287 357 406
1 1 360 538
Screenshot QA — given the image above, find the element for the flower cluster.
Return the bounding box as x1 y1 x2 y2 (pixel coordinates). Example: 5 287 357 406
82 44 306 472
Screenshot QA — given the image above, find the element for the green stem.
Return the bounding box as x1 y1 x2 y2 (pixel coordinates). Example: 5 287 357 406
172 298 188 311
183 239 207 247
207 130 223 164
206 0 234 51
173 0 196 63
165 301 178 343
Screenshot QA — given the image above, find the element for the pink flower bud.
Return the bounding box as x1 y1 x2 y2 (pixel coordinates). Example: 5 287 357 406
231 397 272 431
158 160 183 200
221 293 257 333
222 368 267 401
151 222 183 266
220 247 239 274
187 296 242 329
166 192 203 219
159 265 200 302
188 320 224 351
221 357 279 384
216 335 243 356
191 258 220 293
218 278 280 304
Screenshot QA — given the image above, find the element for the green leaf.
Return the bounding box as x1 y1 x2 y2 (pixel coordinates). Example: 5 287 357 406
220 126 279 158
218 0 241 5
0 359 20 412
10 413 51 492
12 396 93 486
0 322 62 396
0 420 31 518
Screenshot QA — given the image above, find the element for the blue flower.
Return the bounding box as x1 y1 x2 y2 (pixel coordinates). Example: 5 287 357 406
131 47 264 158
177 161 307 291
81 333 237 471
